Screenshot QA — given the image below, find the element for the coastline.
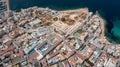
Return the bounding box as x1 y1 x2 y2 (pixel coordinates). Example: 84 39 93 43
7 5 115 44
96 12 106 37
96 11 120 45
9 0 120 44
7 5 119 45
59 8 88 13
59 8 111 44
1 6 120 67
58 8 118 45
60 8 120 45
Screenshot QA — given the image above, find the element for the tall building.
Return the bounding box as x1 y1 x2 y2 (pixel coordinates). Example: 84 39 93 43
0 0 9 13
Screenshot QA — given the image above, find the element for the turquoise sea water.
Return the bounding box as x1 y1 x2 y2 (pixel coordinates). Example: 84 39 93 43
109 19 120 43
10 0 120 43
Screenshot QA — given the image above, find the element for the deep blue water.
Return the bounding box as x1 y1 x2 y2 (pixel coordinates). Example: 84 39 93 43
10 0 120 43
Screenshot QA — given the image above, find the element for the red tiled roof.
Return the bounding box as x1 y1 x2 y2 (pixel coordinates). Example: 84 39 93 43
48 51 59 58
64 61 70 67
76 53 85 61
6 46 16 52
12 25 17 30
68 55 77 66
0 46 16 56
89 45 96 50
101 53 108 60
4 40 12 46
28 51 39 62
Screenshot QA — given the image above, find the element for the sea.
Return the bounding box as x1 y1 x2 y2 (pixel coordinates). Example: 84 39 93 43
10 0 120 44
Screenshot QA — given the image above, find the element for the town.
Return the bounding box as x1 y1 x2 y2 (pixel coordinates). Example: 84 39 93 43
0 7 120 67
